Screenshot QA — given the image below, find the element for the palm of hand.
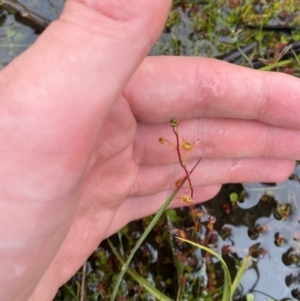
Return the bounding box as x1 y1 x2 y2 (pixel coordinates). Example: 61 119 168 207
62 96 140 276
26 95 139 300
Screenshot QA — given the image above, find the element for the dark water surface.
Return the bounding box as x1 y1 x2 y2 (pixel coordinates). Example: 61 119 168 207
0 0 64 68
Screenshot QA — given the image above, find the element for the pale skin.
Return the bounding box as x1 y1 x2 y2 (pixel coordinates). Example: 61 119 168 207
0 0 300 300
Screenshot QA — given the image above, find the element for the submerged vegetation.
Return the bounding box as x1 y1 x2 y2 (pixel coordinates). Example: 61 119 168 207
153 0 300 75
1 0 300 300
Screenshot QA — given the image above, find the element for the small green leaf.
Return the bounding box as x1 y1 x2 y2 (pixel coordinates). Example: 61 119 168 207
246 293 255 301
6 28 15 38
280 35 288 44
292 30 300 41
13 32 24 42
230 192 239 203
166 208 178 223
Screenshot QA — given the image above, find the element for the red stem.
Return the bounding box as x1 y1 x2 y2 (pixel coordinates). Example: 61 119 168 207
172 126 194 199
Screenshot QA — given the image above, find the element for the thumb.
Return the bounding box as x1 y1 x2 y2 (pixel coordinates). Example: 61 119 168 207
4 0 171 119
56 0 172 112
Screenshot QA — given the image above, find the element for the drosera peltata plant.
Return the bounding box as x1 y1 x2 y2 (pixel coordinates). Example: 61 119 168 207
159 117 200 199
109 118 202 301
157 119 253 301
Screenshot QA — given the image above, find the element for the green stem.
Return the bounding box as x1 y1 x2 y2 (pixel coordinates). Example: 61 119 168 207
259 58 293 71
108 239 172 301
109 158 202 301
231 255 250 298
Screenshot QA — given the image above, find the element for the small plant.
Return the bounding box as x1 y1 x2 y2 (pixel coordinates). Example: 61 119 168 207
159 118 199 199
109 118 202 301
159 119 252 300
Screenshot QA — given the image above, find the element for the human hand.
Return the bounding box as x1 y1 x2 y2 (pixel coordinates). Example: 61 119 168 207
1 1 300 300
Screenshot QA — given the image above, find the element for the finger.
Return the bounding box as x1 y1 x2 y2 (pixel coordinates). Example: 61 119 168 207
125 56 300 129
133 118 300 164
107 185 221 236
129 158 294 197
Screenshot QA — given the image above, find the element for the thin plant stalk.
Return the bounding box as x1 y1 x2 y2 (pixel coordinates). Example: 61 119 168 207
108 239 172 301
80 262 87 301
291 49 300 67
259 58 293 71
231 255 251 299
109 158 202 301
172 125 194 198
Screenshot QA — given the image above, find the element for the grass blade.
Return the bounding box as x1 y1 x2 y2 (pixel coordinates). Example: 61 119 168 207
231 255 251 298
108 239 172 301
176 237 232 301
